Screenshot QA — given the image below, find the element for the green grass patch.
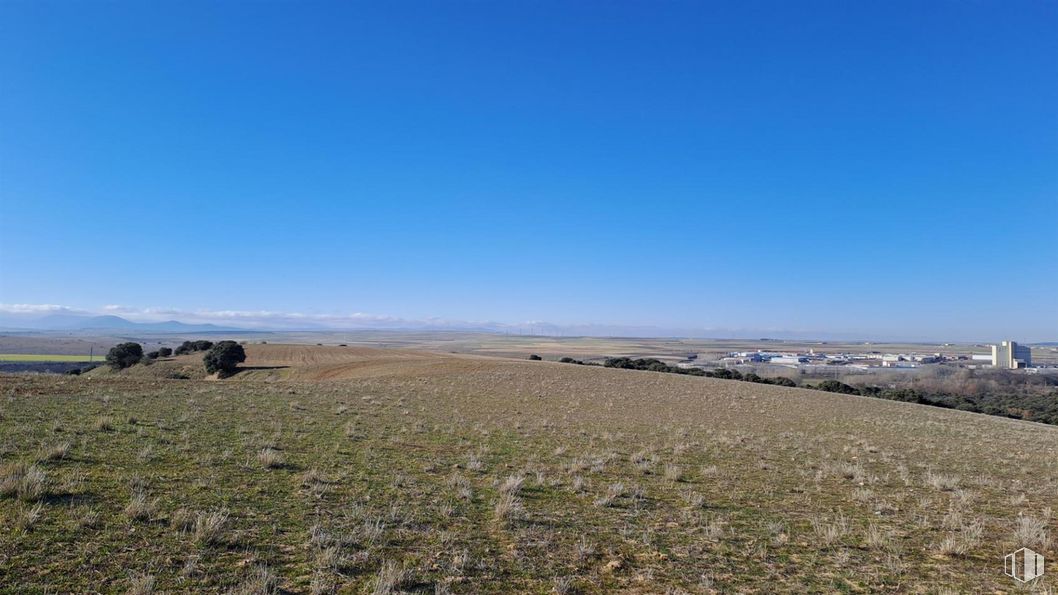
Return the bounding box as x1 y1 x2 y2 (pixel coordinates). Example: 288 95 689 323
0 353 102 362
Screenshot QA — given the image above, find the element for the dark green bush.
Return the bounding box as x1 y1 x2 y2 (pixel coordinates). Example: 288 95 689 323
203 341 246 375
175 340 215 355
106 342 143 370
815 380 860 395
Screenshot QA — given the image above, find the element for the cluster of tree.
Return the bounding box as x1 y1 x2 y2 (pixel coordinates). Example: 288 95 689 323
145 347 173 360
174 340 214 355
742 372 797 387
558 357 600 366
595 357 798 386
598 357 1058 426
587 356 1058 425
105 342 144 370
814 380 1058 425
104 340 245 376
203 341 246 376
812 379 860 394
603 357 706 375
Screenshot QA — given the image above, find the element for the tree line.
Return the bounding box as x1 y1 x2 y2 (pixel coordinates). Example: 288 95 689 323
544 354 1058 426
101 340 246 376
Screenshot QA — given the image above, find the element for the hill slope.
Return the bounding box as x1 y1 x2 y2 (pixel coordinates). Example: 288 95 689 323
3 344 1057 592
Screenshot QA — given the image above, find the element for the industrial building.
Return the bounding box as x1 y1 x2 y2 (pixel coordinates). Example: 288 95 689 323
992 340 1032 369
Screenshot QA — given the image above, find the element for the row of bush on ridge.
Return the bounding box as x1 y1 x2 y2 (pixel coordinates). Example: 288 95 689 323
533 354 798 387
103 340 246 376
530 354 1058 426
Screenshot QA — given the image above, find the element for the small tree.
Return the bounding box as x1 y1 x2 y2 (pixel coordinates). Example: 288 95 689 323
203 341 246 376
106 342 143 370
158 347 173 358
175 340 214 355
815 380 859 395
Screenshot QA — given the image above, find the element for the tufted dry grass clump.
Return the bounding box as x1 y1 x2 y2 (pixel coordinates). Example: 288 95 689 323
193 509 230 546
664 463 684 483
864 523 892 550
13 502 45 532
924 470 960 491
0 463 47 502
257 447 285 469
593 482 625 508
811 515 850 547
682 490 706 509
94 416 115 432
1013 515 1050 550
231 565 278 595
170 507 195 531
39 441 71 462
552 575 576 594
499 473 525 496
126 571 156 595
373 560 410 595
125 492 158 522
936 520 983 557
493 493 524 526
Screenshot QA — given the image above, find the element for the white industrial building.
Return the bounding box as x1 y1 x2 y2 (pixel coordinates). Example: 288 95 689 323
992 340 1032 369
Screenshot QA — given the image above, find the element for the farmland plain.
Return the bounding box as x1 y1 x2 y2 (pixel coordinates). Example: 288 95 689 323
0 354 103 362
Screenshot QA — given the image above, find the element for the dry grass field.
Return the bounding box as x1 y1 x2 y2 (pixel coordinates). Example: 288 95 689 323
2 344 1057 593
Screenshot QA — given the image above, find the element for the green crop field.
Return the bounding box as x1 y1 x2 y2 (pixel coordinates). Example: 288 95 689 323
0 354 102 362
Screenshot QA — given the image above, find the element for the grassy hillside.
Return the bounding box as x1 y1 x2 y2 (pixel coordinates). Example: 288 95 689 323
2 346 1056 593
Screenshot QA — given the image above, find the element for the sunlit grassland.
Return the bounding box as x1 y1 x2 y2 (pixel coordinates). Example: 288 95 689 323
2 348 1058 593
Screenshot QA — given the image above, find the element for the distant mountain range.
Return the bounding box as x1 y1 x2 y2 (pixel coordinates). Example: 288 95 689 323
0 313 242 333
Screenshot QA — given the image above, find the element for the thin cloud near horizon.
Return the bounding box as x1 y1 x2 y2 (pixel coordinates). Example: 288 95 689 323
0 303 1044 344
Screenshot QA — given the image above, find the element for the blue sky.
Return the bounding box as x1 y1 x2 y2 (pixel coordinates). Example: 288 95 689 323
1 1 1055 341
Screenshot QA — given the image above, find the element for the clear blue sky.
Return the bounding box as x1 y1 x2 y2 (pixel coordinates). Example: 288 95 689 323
1 1 1055 341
